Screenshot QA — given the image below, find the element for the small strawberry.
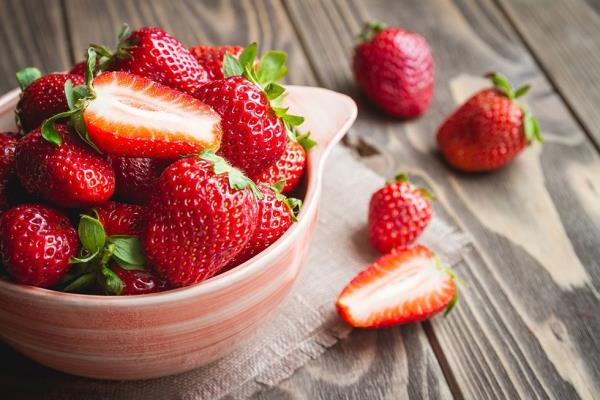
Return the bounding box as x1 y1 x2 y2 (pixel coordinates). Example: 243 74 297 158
368 173 432 254
97 25 209 95
195 43 304 179
190 45 243 80
0 204 78 287
15 125 115 208
0 132 18 212
144 151 260 287
69 61 87 76
110 264 168 295
109 156 171 204
226 184 301 269
15 67 84 133
94 201 146 236
256 131 315 194
43 57 222 159
437 73 542 172
336 245 457 328
353 21 434 118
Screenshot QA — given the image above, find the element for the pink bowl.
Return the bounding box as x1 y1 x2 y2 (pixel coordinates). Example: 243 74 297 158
0 85 357 379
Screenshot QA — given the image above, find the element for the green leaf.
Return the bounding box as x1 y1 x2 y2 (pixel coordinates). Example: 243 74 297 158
444 290 459 317
64 80 75 110
296 132 317 151
281 113 304 127
223 52 244 78
63 272 96 292
78 214 106 254
199 150 263 199
358 20 387 42
69 250 99 264
16 67 42 91
264 82 286 101
238 42 257 70
394 173 409 183
98 266 124 295
85 47 97 92
284 197 303 222
514 84 531 99
109 235 146 268
487 72 514 99
271 179 286 194
257 50 287 87
114 258 146 271
117 23 132 44
523 110 543 144
40 109 77 146
272 106 289 118
71 112 102 153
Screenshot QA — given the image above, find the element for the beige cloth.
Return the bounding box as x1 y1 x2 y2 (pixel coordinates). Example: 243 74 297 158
2 145 469 399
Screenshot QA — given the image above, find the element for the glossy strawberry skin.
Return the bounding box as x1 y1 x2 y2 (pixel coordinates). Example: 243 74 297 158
195 76 286 179
0 133 18 212
94 201 146 236
111 265 168 295
353 28 434 118
190 45 243 80
69 61 86 76
109 156 171 205
111 27 209 95
437 89 527 172
16 73 85 133
226 186 293 269
144 157 258 286
0 204 78 287
368 180 431 253
15 125 115 208
256 141 306 195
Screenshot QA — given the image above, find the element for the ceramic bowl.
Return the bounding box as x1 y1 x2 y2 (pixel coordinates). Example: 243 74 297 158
0 85 357 380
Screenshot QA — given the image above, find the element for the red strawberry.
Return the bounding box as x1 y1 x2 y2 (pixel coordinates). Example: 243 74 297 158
368 174 432 253
109 156 171 204
0 204 78 287
144 151 259 286
195 43 304 179
79 71 222 159
437 73 542 172
105 26 209 95
15 125 115 208
0 132 18 211
226 185 300 269
111 264 168 295
336 245 457 328
69 61 86 76
255 132 315 194
94 201 146 236
353 21 434 118
190 45 243 80
15 68 84 133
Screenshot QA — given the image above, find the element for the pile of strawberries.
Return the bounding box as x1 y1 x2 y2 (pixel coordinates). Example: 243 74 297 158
0 26 313 295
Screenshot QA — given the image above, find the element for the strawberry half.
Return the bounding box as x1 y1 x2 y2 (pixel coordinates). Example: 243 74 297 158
336 245 457 328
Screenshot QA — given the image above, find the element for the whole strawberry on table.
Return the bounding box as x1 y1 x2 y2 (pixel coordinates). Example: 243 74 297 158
0 25 310 296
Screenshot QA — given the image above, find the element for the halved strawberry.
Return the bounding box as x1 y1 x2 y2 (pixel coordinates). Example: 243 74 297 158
82 71 222 158
336 245 457 328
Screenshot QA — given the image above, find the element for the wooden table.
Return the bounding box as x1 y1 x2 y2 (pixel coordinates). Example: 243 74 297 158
1 1 599 399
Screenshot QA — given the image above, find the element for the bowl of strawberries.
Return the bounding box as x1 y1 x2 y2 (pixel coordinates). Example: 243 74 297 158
0 26 356 379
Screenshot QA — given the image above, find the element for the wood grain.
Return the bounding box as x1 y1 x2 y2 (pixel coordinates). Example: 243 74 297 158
283 0 600 399
497 0 600 148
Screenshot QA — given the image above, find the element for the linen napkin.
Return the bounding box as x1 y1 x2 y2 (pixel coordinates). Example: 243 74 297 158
1 145 469 399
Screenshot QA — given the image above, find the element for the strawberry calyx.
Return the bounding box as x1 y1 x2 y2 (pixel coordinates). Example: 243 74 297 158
391 172 435 200
486 72 543 144
290 129 317 151
90 24 134 72
358 20 387 42
270 179 303 221
222 43 305 136
59 211 147 295
15 67 42 91
199 150 263 200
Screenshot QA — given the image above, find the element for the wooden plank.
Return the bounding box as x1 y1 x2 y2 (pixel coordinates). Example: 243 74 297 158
0 1 453 399
497 0 600 148
283 0 600 399
0 0 72 92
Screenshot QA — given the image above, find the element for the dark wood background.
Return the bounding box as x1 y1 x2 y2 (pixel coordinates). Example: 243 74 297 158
0 0 599 399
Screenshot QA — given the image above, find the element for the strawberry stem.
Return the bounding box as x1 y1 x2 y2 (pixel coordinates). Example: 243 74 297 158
199 150 263 200
358 20 387 42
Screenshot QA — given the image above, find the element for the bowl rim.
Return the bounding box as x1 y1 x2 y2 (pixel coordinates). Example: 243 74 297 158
0 85 357 307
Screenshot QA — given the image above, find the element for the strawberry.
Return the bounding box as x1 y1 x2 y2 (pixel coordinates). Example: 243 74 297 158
15 125 115 208
336 245 457 328
99 25 209 95
111 264 168 295
255 132 315 194
109 156 171 204
0 132 18 212
94 201 146 236
69 61 86 76
226 184 301 269
15 67 84 133
144 151 260 286
368 173 432 254
0 204 78 287
195 43 304 179
43 67 222 159
437 73 542 172
190 45 243 80
353 21 434 118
